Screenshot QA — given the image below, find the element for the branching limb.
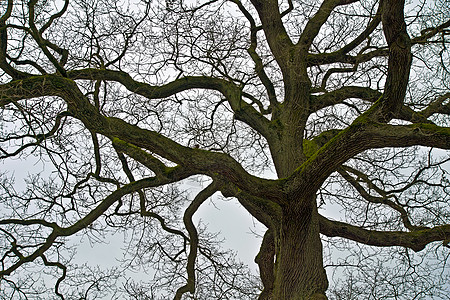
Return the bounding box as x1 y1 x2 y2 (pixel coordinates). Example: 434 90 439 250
0 1 31 79
298 0 357 51
377 0 412 121
220 182 281 229
174 181 218 300
312 87 447 124
338 166 428 231
318 64 358 91
420 92 450 118
41 254 67 300
68 69 275 140
307 46 389 66
28 1 68 76
140 209 189 243
412 18 450 45
39 0 70 35
288 120 450 199
0 218 61 230
310 86 381 112
242 92 271 115
229 0 279 112
319 214 450 252
248 0 293 69
0 176 180 278
112 138 173 177
6 57 48 75
0 75 284 202
308 4 382 66
113 145 191 242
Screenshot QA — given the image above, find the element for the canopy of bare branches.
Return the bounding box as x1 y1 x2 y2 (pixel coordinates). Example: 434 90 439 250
1 0 449 299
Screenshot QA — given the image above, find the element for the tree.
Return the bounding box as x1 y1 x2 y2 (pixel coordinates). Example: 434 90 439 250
1 0 449 299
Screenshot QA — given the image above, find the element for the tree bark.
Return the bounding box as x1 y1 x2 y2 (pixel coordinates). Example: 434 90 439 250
268 197 328 299
256 229 275 300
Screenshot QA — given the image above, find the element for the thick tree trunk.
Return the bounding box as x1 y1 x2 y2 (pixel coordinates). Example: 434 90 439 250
263 75 327 297
266 198 328 300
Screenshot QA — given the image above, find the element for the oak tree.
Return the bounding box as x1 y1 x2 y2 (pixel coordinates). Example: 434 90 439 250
1 0 450 299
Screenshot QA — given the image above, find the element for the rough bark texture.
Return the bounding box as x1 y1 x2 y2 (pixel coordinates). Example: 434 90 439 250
256 230 275 300
273 201 328 299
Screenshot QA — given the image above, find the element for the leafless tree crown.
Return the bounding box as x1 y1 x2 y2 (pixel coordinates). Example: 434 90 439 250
0 0 449 299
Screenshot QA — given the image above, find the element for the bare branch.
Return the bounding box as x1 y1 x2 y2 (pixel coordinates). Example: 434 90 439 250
319 215 450 252
338 166 428 231
174 181 218 300
377 0 412 120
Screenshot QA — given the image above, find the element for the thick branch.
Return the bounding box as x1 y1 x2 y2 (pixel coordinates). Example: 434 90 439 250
0 75 284 203
288 119 450 199
298 0 354 50
361 122 450 149
220 181 282 229
174 182 218 300
307 4 382 66
310 86 381 112
311 86 440 124
378 0 412 120
68 69 275 140
112 138 173 177
307 47 389 66
421 92 450 118
230 0 279 111
319 215 450 252
412 18 450 44
69 69 232 99
249 0 293 69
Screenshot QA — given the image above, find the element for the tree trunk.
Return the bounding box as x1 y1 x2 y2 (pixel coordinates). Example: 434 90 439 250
271 198 329 300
